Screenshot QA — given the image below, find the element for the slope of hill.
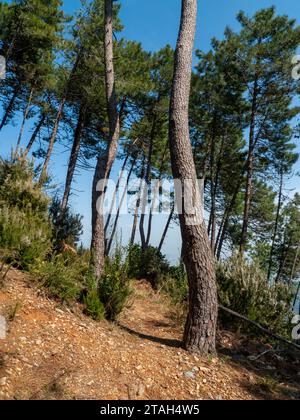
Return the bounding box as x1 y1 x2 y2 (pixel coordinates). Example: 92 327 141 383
0 270 299 400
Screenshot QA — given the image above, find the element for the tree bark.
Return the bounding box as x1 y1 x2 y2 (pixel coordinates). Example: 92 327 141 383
267 168 284 282
157 205 174 254
23 112 46 157
91 0 121 281
105 157 136 256
169 0 218 355
240 76 259 252
0 84 21 132
104 153 129 236
130 158 145 247
61 103 87 212
146 143 168 248
139 116 156 251
16 88 34 152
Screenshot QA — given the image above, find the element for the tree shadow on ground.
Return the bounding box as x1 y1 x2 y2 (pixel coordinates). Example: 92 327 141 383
117 323 182 349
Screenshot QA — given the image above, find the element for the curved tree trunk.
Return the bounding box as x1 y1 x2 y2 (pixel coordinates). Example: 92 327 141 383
61 103 87 212
91 0 121 281
169 0 218 355
157 205 174 254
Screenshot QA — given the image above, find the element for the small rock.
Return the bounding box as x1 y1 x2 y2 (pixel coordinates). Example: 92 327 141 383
0 377 7 387
184 371 196 379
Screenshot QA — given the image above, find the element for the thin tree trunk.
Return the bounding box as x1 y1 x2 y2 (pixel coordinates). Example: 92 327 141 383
130 158 145 247
209 135 224 251
267 168 284 282
169 0 218 355
104 153 129 235
157 205 174 253
105 157 136 256
139 116 156 251
91 0 121 281
290 243 300 285
23 112 46 157
0 84 20 132
16 87 34 151
39 50 82 184
61 104 87 212
240 76 259 252
146 143 168 248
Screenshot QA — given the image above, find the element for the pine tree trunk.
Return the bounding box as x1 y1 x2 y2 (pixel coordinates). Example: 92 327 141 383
0 84 20 132
146 144 168 248
104 153 129 236
16 88 34 151
61 104 86 212
157 205 174 253
23 113 46 157
91 0 121 281
169 0 218 355
240 77 258 252
105 157 136 256
139 117 156 251
130 159 145 247
39 50 82 184
267 168 284 282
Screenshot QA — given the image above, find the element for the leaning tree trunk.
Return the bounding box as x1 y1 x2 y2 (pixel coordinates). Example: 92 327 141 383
23 112 46 157
91 0 121 281
61 103 87 212
16 87 34 152
169 0 218 355
0 84 21 132
130 158 146 247
157 205 174 254
39 50 82 184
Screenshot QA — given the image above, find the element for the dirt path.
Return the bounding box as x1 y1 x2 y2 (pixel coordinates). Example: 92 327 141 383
0 271 298 400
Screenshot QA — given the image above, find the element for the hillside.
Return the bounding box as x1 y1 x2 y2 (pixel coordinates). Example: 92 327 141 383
0 270 299 401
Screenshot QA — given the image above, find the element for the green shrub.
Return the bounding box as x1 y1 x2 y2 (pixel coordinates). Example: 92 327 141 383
0 157 52 269
160 264 189 305
49 198 83 251
99 252 132 321
127 244 170 287
84 289 105 321
32 254 89 303
217 255 294 336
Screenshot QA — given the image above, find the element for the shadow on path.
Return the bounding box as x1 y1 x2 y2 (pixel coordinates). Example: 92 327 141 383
117 323 182 349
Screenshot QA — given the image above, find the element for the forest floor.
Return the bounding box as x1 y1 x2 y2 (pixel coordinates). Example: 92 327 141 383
0 269 300 400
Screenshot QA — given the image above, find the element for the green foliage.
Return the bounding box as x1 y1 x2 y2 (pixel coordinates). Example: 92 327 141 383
160 264 189 305
217 255 294 336
127 244 170 287
0 157 51 269
83 289 105 321
32 253 89 303
49 198 83 250
98 253 132 321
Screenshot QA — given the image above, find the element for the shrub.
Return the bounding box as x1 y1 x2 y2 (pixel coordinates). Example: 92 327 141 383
99 252 132 321
127 244 170 287
0 157 52 269
160 264 189 305
84 289 105 321
217 255 294 336
32 254 89 303
49 198 83 251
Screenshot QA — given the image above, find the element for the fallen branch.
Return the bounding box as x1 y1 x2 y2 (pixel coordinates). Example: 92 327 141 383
219 305 300 352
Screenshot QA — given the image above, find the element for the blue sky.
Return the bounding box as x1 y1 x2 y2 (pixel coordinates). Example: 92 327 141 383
1 0 300 263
